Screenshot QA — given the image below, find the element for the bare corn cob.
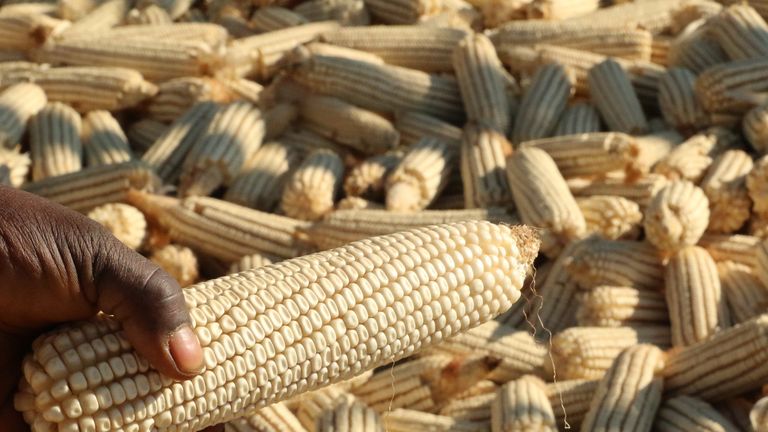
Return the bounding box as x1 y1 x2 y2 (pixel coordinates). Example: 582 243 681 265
511 63 573 143
490 375 555 432
82 110 133 167
571 174 667 209
383 409 487 432
695 58 768 114
546 379 600 430
386 137 456 212
0 13 68 51
0 146 30 187
700 150 754 233
228 253 277 275
644 180 710 254
299 95 399 155
460 124 513 209
577 286 669 327
317 394 382 432
87 203 147 251
280 149 343 221
29 102 83 180
0 82 46 148
588 58 648 134
710 4 768 61
127 119 168 154
745 103 768 154
126 4 173 24
718 261 768 324
507 146 586 257
565 237 664 290
668 20 729 74
395 111 462 148
577 196 642 241
61 0 132 38
658 67 709 132
227 402 307 432
363 0 441 24
551 326 671 380
553 103 602 136
294 0 369 26
251 7 308 32
23 161 159 213
146 77 237 123
581 344 665 432
343 151 402 201
656 396 741 432
150 244 199 287
440 392 494 423
654 131 728 183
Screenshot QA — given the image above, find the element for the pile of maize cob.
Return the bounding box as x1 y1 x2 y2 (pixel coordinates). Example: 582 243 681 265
5 0 768 431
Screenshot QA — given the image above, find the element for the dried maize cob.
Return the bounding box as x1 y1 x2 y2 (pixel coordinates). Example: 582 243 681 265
550 326 671 380
577 196 642 241
658 67 709 132
126 4 173 24
0 82 46 148
700 150 753 233
709 4 768 61
653 131 726 183
317 394 382 432
460 124 513 209
394 111 462 148
150 244 199 288
15 220 539 431
0 146 30 187
363 0 441 24
262 103 297 141
506 146 586 257
251 7 308 32
566 0 679 34
180 101 265 197
663 315 768 400
29 102 83 181
718 261 768 324
337 197 383 212
455 380 497 400
671 1 723 34
57 0 105 21
565 237 664 290
303 41 385 65
644 180 710 254
546 379 600 430
423 0 481 31
61 0 131 38
82 110 133 167
452 33 509 133
424 356 503 408
146 77 236 123
386 137 457 212
571 174 667 209
553 103 602 136
278 129 345 155
695 58 768 114
526 0 599 20
651 35 671 66
228 253 277 275
588 58 648 134
577 286 669 327
491 375 555 432
668 21 729 74
293 385 352 430
511 63 573 143
71 23 228 46
299 95 399 155
440 393 494 423
294 0 369 26
656 396 741 432
0 2 57 17
290 50 464 123
628 130 684 180
0 13 68 51
581 344 665 432
744 103 768 154
227 402 306 432
127 119 168 154
343 151 401 201
383 409 487 432
281 149 343 221
87 203 147 251
699 233 760 269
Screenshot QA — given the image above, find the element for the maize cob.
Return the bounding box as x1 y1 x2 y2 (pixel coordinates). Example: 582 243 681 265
553 103 602 136
351 356 445 413
141 102 219 185
718 261 768 324
744 103 768 154
180 101 265 197
126 4 173 24
588 58 648 134
454 380 497 400
752 396 768 432
663 314 768 401
317 394 382 432
565 237 664 290
577 196 643 241
709 4 768 61
337 197 383 211
749 155 768 217
651 35 671 66
0 2 57 17
716 398 754 432
225 22 341 79
656 396 741 432
57 0 105 21
699 233 760 269
653 131 727 183
440 393 494 422
695 58 768 114
278 129 345 155
526 0 599 20
668 20 729 74
452 33 509 133
700 150 754 233
507 146 586 257
383 409 487 432
550 326 671 380
0 82 46 148
0 13 68 51
424 356 503 408
262 103 298 142
343 151 402 201
61 0 132 38
394 111 462 148
363 0 441 24
577 286 669 327
302 41 386 65
670 1 723 34
385 137 456 212
82 110 134 167
644 180 710 254
293 385 352 430
546 379 600 430
460 124 513 209
29 102 83 181
491 375 555 432
320 26 465 73
68 23 228 47
15 220 539 431
511 63 573 143
566 0 680 34
658 67 709 132
290 50 464 123
150 244 199 288
127 119 168 154
0 146 30 187
227 402 306 432
87 203 147 251
228 253 278 275
146 77 237 123
581 344 665 432
299 95 399 155
294 0 370 26
251 7 308 32
571 174 667 209
281 149 344 221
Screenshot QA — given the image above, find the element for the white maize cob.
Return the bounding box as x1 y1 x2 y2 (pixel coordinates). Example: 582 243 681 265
749 155 768 217
744 103 768 154
656 396 741 432
61 0 131 38
423 356 503 408
294 0 370 26
127 119 168 154
383 409 487 432
644 180 710 254
695 58 768 114
565 0 680 34
251 7 308 32
454 379 497 400
565 237 664 290
227 402 306 432
553 103 602 136
440 392 494 423
363 0 441 24
228 253 277 275
546 379 600 430
670 1 723 34
302 41 386 65
709 4 768 61
29 102 83 180
150 244 199 288
699 233 760 269
386 137 456 212
588 58 648 134
0 82 46 148
87 203 147 251
337 197 383 211
343 151 402 201
58 0 106 21
317 394 382 432
658 67 709 132
460 124 513 209
82 110 133 167
577 286 669 327
293 385 351 430
653 131 728 183
277 129 345 157
281 149 344 221
491 375 555 432
146 77 237 123
752 396 768 432
0 146 30 187
395 111 462 148
421 0 481 31
68 23 228 47
668 20 729 74
718 261 768 324
700 150 754 233
126 4 173 24
571 174 667 209
511 63 573 143
628 130 684 180
0 13 68 51
577 196 643 241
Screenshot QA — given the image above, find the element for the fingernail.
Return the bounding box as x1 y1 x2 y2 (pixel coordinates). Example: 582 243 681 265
169 325 204 375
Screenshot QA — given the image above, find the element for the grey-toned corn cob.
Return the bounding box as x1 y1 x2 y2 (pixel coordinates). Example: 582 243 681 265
15 220 539 431
395 111 462 148
577 286 669 327
695 58 768 114
565 237 664 290
718 261 768 324
547 379 600 430
127 119 168 154
644 180 710 254
22 161 159 213
60 0 131 38
659 67 709 132
82 110 133 167
281 149 344 221
58 0 106 21
0 13 68 51
228 253 277 275
383 409 487 432
700 150 754 233
227 402 307 432
126 4 173 24
29 102 83 181
710 4 768 61
317 394 382 432
511 63 573 143
150 244 199 287
506 146 586 257
653 131 727 183
588 58 648 134
553 103 602 136
180 101 265 197
460 124 513 209
663 314 768 401
291 51 464 123
699 233 760 269
580 344 665 432
0 146 30 187
452 33 509 133
752 396 768 432
670 21 729 73
87 203 147 251
251 7 308 32
386 137 456 212
0 82 46 149
491 375 555 432
745 103 768 154
551 326 671 380
571 174 667 209
294 0 370 26
577 196 642 241
299 207 519 251
146 77 237 123
666 246 730 347
656 396 741 432
440 392 494 423
749 155 768 217
343 151 401 201
299 95 399 155
320 26 465 73
363 0 440 24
